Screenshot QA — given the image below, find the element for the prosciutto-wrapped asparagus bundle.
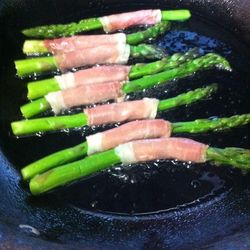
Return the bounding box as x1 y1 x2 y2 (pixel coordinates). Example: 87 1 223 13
12 84 217 135
23 21 171 55
15 44 166 77
21 114 250 180
20 53 230 118
27 49 200 100
22 9 190 38
29 137 250 195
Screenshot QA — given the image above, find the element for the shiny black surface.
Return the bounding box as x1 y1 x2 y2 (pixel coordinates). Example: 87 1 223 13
0 0 250 248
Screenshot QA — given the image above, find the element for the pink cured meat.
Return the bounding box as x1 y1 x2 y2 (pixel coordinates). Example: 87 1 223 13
132 138 207 163
100 9 162 32
44 33 126 54
100 119 171 152
55 43 130 71
63 81 123 108
84 98 159 126
72 65 131 86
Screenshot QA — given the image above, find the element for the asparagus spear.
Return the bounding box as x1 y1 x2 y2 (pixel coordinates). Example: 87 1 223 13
27 48 200 100
11 84 217 136
23 21 171 55
21 113 250 180
15 44 166 77
29 140 250 195
22 10 190 38
20 53 230 118
123 53 231 93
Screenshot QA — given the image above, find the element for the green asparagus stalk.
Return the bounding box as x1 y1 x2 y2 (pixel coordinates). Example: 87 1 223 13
12 84 217 135
123 53 231 93
172 114 250 133
23 22 171 55
15 44 166 78
22 142 88 181
27 48 200 100
126 21 171 45
12 113 88 136
129 44 166 60
20 52 229 118
22 10 191 38
29 144 250 195
206 147 250 171
21 113 250 181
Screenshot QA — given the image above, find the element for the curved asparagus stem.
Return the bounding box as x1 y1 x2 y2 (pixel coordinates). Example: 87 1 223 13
11 113 88 136
15 44 166 78
21 142 88 181
172 114 250 133
21 112 250 180
27 48 200 100
29 142 249 196
22 10 190 38
23 22 171 55
206 147 250 170
123 53 231 93
12 85 216 135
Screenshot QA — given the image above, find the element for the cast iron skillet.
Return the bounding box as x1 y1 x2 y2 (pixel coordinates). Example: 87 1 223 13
0 0 250 249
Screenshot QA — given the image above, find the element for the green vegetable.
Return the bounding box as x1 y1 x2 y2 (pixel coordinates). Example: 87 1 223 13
22 10 191 38
12 84 217 135
29 144 249 195
27 48 200 100
21 112 250 180
15 44 166 78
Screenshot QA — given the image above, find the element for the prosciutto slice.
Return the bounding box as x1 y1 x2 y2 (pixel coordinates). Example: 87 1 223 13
55 43 130 71
115 138 207 164
87 119 171 155
84 98 159 126
44 33 126 54
55 65 131 90
45 81 124 114
99 9 162 32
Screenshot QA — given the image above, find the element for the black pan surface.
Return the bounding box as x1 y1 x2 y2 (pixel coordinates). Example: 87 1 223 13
0 0 250 249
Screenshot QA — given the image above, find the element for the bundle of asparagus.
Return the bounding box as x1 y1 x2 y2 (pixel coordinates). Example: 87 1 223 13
11 8 249 198
21 114 250 180
20 53 230 118
23 21 171 55
27 48 200 100
11 84 218 135
29 137 250 195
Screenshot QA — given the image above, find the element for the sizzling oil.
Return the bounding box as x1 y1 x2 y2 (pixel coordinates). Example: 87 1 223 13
0 15 249 215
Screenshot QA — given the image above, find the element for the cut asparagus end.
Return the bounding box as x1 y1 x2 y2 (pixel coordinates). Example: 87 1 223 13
27 78 60 100
23 40 49 55
11 113 88 136
20 97 51 118
21 142 88 181
29 149 120 195
15 56 57 78
161 10 191 21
